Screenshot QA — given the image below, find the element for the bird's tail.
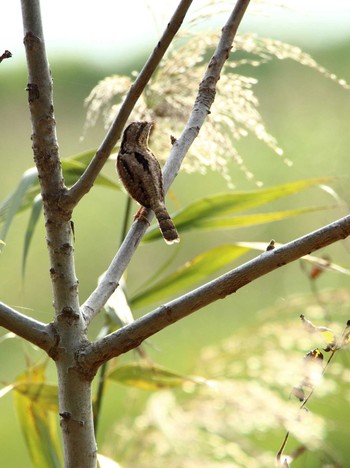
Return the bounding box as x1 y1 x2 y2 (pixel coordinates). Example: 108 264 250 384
153 203 180 245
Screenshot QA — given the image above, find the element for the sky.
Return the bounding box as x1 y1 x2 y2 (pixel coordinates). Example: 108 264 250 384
2 0 350 69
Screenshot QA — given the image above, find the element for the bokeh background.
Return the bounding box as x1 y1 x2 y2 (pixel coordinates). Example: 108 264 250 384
1 1 350 466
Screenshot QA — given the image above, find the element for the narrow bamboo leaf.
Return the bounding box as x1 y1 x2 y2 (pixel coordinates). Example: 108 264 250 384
174 177 330 221
62 149 119 187
143 178 331 242
62 159 120 189
134 244 181 294
0 383 14 398
14 382 59 411
108 363 193 390
174 206 328 231
302 255 350 275
234 241 282 251
13 366 62 467
0 332 16 344
0 167 38 242
100 275 135 329
65 147 118 164
22 194 43 277
0 183 40 223
0 153 119 244
130 245 250 309
66 148 97 165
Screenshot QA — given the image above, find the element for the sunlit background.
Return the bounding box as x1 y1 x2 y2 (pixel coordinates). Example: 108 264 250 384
4 1 350 63
1 1 350 466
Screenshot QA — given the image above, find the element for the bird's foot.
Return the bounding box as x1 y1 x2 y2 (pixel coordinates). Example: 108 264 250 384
134 207 150 226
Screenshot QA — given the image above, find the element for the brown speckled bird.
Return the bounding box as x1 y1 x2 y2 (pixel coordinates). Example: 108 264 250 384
117 121 180 245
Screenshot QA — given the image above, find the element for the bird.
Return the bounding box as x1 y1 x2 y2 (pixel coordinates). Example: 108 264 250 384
116 121 180 245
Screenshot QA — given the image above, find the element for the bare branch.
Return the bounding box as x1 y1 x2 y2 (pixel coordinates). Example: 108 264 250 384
65 0 194 208
21 0 80 318
163 0 251 190
81 0 251 324
80 214 350 372
0 302 55 352
21 0 63 196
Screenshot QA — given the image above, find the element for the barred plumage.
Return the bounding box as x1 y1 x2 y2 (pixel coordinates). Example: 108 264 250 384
117 121 179 245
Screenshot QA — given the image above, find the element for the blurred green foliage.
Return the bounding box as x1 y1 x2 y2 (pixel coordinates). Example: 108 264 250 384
1 35 350 466
106 292 350 467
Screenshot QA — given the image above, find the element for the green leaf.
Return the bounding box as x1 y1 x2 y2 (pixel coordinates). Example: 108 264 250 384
0 383 15 398
0 167 38 243
66 148 97 165
108 363 194 390
62 148 119 188
0 152 120 247
177 206 328 230
13 365 62 467
101 275 135 330
22 194 43 277
143 178 332 242
14 382 59 412
131 245 250 309
134 244 181 294
61 158 120 189
302 255 350 276
0 332 16 344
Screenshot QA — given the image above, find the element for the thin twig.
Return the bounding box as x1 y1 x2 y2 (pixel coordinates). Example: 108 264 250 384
0 50 12 63
79 214 350 371
276 320 350 464
65 0 194 208
162 0 251 191
276 431 290 467
0 302 55 352
81 0 251 324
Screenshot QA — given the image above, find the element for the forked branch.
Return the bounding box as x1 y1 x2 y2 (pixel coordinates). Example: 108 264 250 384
81 0 252 324
65 0 194 208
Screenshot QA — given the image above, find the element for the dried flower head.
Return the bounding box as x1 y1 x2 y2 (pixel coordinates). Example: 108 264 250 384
84 31 349 187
